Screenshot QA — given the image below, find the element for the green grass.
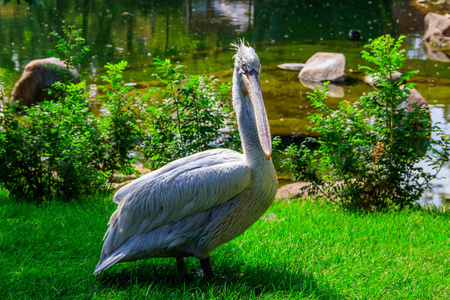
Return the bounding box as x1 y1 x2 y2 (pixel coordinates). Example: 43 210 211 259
1 189 449 299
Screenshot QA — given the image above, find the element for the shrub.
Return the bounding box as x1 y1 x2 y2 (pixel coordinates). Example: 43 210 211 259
0 27 149 200
0 26 105 201
0 26 237 201
283 35 450 210
142 58 235 170
97 60 149 181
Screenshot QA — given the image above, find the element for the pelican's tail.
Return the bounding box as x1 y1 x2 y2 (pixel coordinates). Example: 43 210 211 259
93 252 127 275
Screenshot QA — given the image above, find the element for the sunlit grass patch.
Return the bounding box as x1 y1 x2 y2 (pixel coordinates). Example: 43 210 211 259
1 191 449 299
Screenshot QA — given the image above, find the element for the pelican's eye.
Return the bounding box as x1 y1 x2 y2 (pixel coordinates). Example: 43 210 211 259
242 62 247 70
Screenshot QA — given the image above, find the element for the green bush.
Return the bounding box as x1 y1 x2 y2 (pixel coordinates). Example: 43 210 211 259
142 58 235 170
97 60 149 181
0 26 105 200
283 35 450 210
0 26 237 201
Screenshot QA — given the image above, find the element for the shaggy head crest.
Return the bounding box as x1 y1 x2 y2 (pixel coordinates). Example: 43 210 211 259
231 40 260 71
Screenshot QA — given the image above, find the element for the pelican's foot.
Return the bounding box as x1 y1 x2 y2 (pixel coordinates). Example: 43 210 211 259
176 257 186 273
200 256 213 277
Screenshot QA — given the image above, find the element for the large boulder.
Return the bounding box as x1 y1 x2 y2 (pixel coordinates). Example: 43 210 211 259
299 52 346 83
423 13 450 49
11 57 80 107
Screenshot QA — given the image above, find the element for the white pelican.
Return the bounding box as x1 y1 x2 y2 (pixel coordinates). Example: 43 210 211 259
94 42 277 275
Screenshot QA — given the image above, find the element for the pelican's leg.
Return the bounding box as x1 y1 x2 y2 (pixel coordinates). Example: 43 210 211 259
200 256 213 276
176 257 185 272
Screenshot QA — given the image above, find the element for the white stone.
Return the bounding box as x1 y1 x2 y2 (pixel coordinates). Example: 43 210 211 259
277 63 305 71
299 52 346 83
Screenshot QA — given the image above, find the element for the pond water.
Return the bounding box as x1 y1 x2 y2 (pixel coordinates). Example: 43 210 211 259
0 0 449 204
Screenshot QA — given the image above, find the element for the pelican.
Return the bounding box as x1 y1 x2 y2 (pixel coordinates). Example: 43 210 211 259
94 42 277 276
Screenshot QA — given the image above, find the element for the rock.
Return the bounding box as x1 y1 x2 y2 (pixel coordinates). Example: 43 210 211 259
300 79 344 98
276 182 314 200
423 43 450 62
364 71 403 87
112 179 134 191
423 13 450 49
277 63 305 71
299 52 346 83
397 87 429 113
111 164 152 191
113 164 151 181
11 58 80 107
133 164 152 176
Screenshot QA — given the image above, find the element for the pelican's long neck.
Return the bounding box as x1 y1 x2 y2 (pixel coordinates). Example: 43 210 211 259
232 68 268 167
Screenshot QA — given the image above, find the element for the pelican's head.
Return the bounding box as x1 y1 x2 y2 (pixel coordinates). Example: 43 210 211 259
232 41 272 160
233 43 261 76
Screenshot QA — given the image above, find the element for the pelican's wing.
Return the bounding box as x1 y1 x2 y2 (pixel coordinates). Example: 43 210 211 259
113 149 242 204
103 149 251 253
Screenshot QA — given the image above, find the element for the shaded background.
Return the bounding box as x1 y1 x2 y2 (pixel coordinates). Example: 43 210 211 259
0 0 449 201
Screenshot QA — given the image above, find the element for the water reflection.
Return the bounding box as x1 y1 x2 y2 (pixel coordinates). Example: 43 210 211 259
203 0 253 30
300 80 344 98
0 0 414 75
416 105 450 206
405 34 428 60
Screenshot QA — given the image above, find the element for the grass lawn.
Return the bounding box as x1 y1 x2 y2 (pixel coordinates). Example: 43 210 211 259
1 189 449 299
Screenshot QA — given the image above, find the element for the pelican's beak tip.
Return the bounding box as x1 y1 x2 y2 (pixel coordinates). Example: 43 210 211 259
266 153 271 160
